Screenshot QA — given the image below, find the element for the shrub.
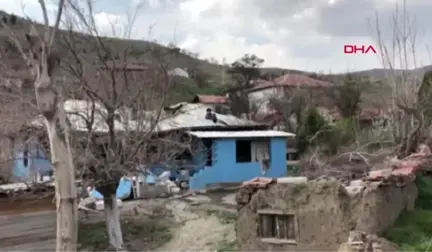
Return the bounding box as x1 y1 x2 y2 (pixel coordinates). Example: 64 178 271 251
296 106 333 155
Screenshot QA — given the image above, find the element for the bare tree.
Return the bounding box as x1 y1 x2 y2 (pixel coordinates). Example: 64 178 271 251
57 1 194 249
0 1 78 251
374 0 432 157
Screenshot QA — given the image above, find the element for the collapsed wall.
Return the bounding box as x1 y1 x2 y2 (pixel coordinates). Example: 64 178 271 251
235 177 417 251
347 179 417 234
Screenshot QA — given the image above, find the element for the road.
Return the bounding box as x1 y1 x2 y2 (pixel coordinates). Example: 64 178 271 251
0 196 56 251
0 211 56 251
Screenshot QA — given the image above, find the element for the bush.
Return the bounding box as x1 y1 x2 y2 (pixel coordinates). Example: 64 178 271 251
296 108 364 155
356 120 393 150
326 118 358 151
296 106 333 155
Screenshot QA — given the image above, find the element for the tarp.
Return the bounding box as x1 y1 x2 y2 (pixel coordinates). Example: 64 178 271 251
90 177 133 200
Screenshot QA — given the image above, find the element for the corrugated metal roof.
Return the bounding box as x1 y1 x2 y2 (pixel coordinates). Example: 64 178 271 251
30 101 261 134
30 99 136 133
187 130 295 138
157 103 260 132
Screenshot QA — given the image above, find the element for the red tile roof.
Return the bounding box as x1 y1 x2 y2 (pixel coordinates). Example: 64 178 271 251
364 151 430 185
194 94 227 104
246 74 333 93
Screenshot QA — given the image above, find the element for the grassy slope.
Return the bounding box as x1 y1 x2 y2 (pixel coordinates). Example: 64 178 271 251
385 175 432 251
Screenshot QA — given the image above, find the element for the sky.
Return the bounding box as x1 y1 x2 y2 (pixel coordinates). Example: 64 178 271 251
1 0 431 73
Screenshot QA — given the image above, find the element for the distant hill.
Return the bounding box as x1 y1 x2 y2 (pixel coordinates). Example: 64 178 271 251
0 10 430 106
345 65 432 79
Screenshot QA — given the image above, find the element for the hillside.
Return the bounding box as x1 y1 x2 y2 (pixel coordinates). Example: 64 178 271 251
0 10 429 105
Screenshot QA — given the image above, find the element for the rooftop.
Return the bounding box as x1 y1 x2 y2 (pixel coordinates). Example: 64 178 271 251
29 100 263 133
192 94 227 104
187 130 295 139
30 99 133 133
158 103 262 132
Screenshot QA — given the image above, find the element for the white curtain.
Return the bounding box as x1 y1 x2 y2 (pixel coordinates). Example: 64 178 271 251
251 140 270 175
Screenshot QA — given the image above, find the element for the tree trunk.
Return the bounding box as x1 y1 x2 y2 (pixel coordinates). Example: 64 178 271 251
45 113 78 252
35 72 78 251
104 194 125 250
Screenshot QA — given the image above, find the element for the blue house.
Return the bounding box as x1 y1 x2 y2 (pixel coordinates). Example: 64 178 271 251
9 100 295 195
11 139 52 183
185 130 294 190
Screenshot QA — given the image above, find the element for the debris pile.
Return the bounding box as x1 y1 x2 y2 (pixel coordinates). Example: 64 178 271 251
337 231 399 252
235 177 276 210
0 181 55 197
362 143 432 187
235 177 308 210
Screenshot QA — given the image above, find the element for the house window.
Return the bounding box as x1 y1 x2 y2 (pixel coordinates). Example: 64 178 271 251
236 140 251 163
23 144 29 167
258 210 297 242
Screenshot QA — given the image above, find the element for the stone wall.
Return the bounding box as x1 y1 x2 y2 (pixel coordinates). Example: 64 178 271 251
236 179 417 251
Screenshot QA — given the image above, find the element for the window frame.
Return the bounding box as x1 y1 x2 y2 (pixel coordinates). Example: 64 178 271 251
236 139 252 163
257 209 298 244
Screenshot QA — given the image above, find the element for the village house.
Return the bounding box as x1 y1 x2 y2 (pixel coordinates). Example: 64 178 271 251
4 99 296 194
235 155 423 251
7 99 129 183
191 94 230 114
238 74 390 129
243 73 334 116
148 102 296 190
0 59 170 183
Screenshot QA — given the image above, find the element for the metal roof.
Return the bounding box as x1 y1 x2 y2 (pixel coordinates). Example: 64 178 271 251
187 130 295 138
30 99 137 133
29 101 263 134
157 103 260 132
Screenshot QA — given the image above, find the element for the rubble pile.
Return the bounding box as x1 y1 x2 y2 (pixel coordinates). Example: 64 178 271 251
337 231 399 252
235 177 276 210
235 177 307 210
362 143 432 187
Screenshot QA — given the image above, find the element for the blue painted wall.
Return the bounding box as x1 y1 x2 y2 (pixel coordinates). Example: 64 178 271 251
12 141 51 182
189 137 287 190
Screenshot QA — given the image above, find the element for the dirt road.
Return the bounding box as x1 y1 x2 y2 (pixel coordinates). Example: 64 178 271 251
0 197 56 251
0 211 56 251
155 200 236 252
